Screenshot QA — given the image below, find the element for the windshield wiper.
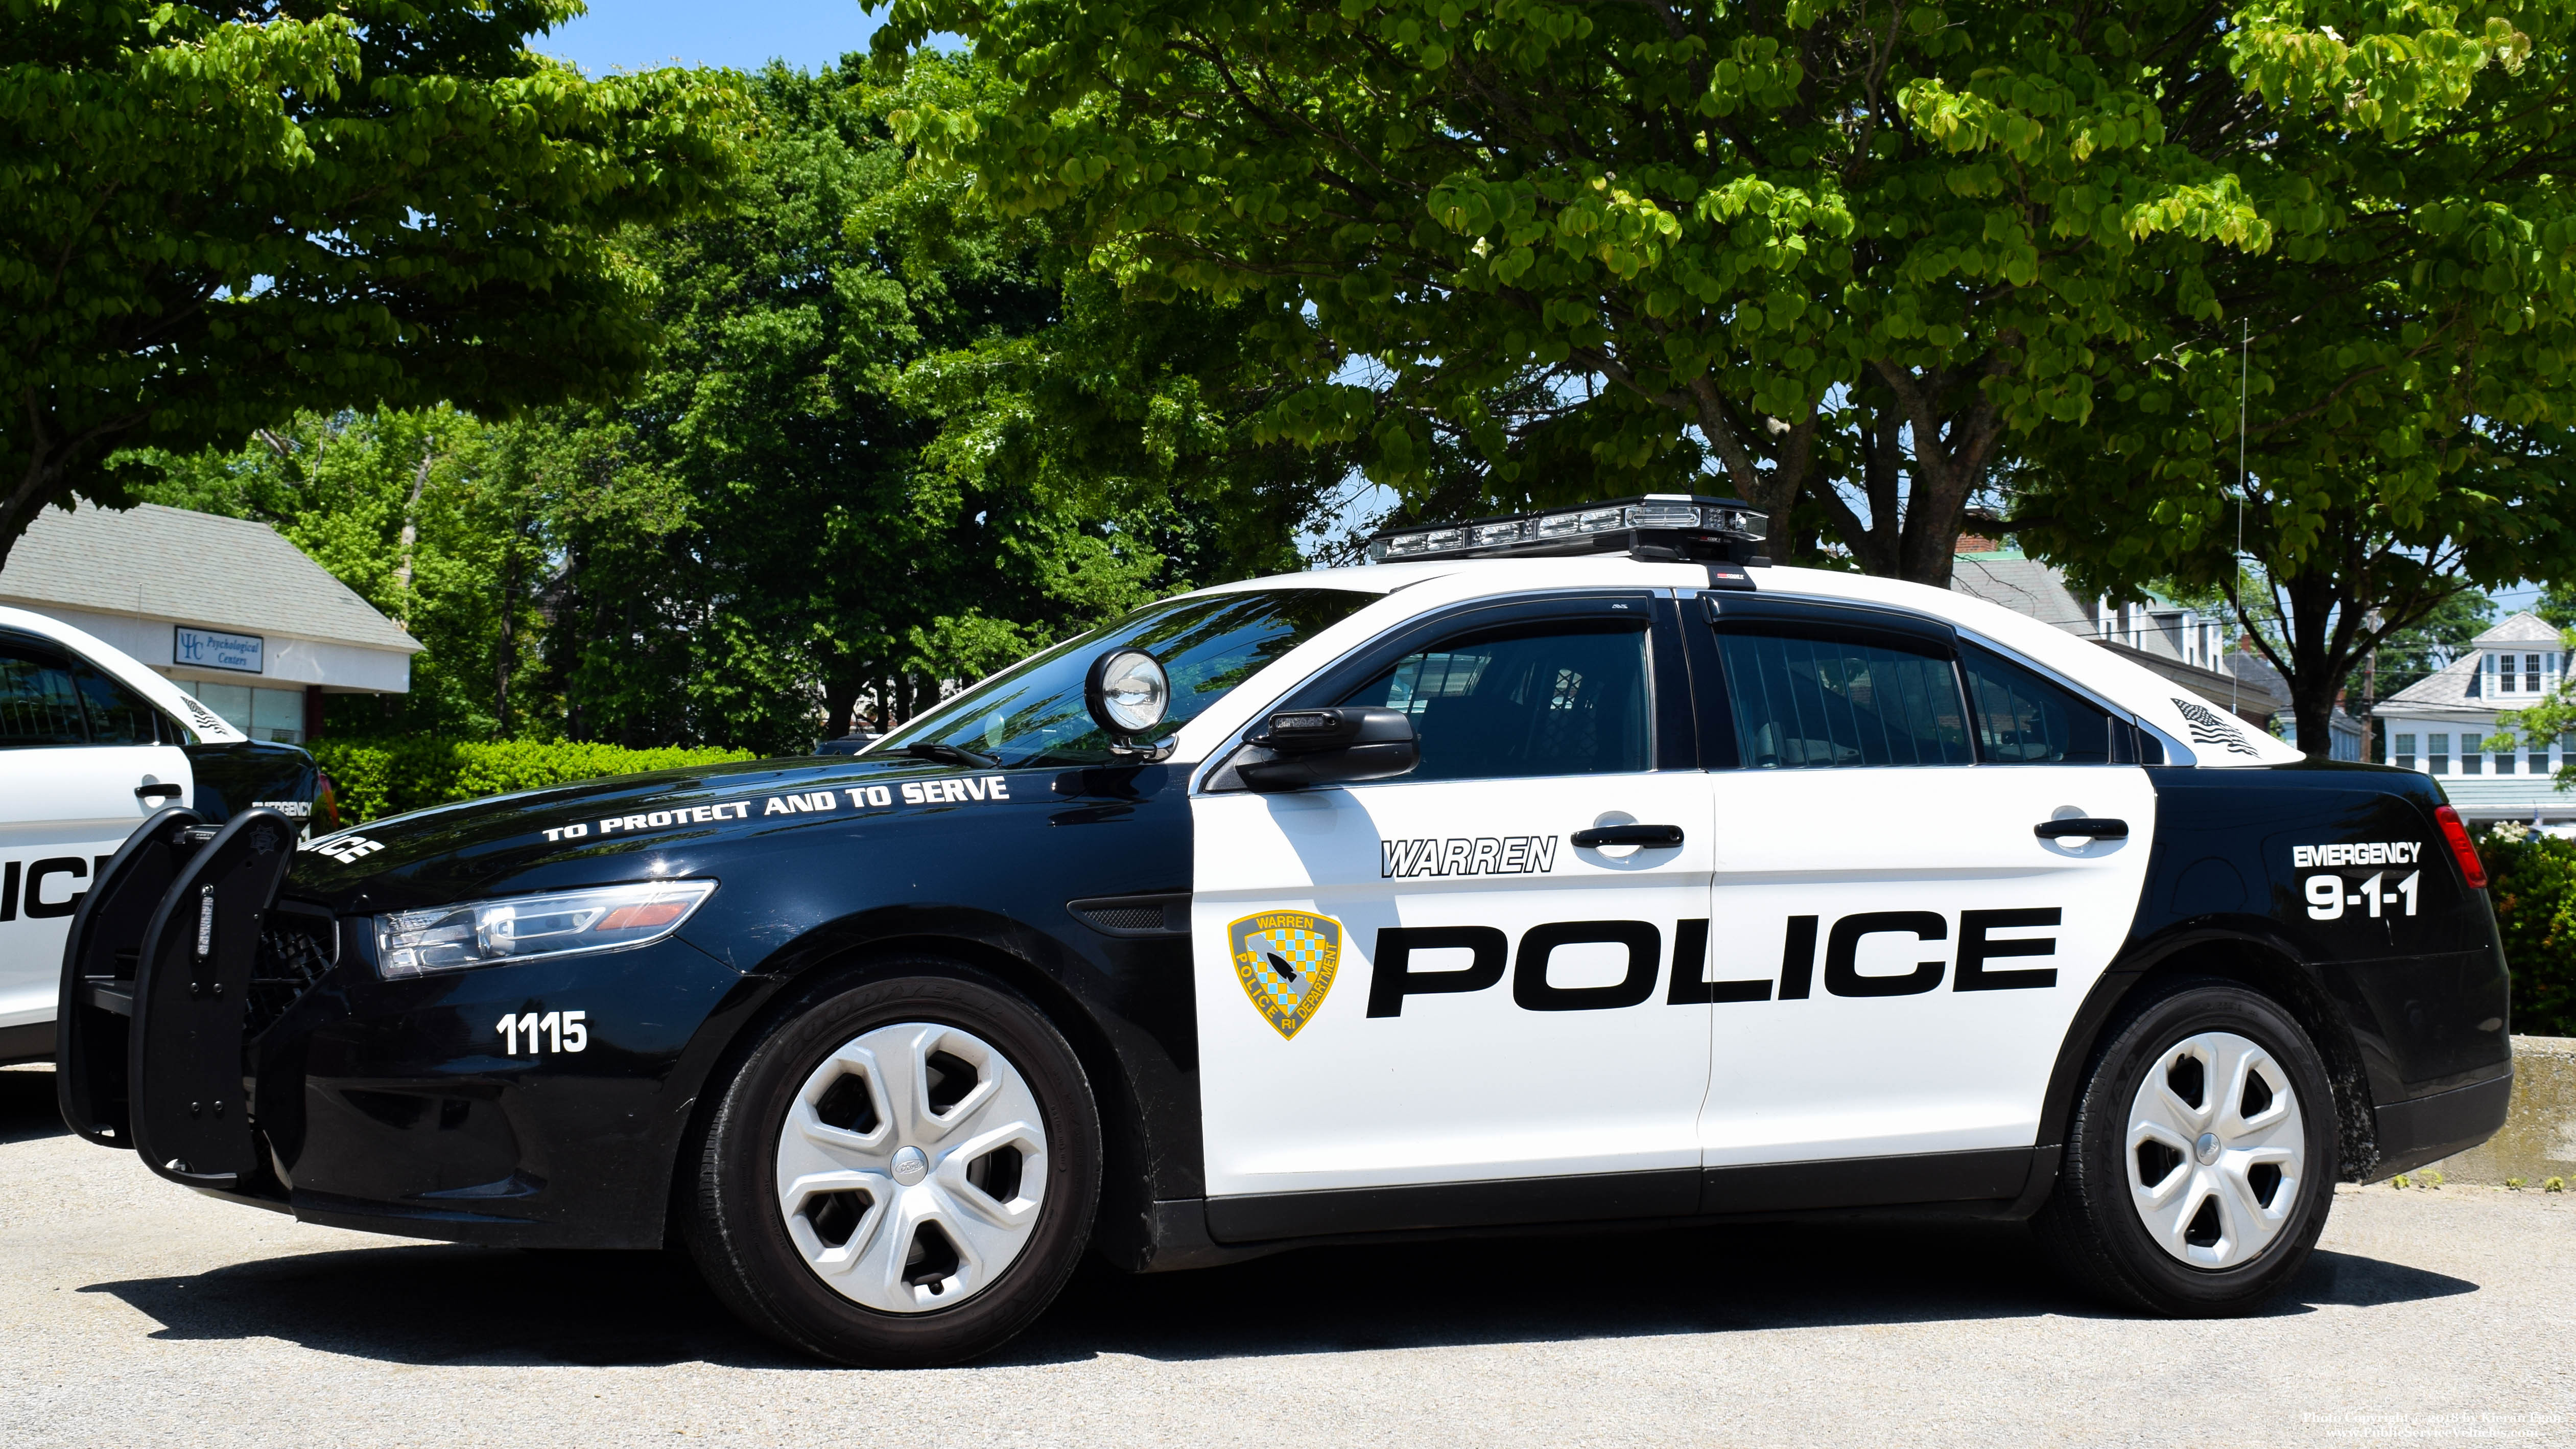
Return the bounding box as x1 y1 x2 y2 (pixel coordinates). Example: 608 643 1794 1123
905 741 1000 769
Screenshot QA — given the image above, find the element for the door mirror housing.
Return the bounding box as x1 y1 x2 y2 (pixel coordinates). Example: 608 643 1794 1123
1237 707 1419 792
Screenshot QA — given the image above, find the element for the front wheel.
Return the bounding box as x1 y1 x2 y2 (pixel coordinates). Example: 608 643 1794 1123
686 964 1101 1366
2036 979 2338 1316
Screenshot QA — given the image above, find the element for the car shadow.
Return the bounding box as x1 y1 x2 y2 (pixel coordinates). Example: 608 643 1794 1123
0 1064 69 1146
76 1215 2479 1371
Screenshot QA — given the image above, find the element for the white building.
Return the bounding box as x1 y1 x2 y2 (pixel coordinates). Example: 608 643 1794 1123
0 502 420 743
2373 612 2574 823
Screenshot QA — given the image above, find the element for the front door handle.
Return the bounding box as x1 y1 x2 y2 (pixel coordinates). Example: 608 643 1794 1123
2035 817 2128 840
136 782 184 802
1571 824 1685 848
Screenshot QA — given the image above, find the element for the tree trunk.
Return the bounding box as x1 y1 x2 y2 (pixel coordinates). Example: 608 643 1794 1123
495 539 518 737
392 442 433 625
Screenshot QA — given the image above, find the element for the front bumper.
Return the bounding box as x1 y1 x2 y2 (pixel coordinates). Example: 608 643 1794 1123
58 811 767 1249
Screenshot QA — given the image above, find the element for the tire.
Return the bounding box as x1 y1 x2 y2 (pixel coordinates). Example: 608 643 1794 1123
2035 978 2338 1316
685 961 1102 1366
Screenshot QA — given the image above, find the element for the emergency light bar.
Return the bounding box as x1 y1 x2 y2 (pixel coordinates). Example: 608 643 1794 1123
1365 494 1769 565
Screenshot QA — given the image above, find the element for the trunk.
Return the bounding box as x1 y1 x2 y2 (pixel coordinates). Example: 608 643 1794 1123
1812 361 2007 588
824 683 858 740
495 543 518 737
392 445 433 624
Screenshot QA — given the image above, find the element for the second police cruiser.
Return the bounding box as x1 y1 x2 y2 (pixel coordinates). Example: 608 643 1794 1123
57 498 2514 1366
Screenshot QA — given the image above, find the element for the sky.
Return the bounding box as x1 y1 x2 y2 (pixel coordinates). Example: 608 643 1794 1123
539 0 883 75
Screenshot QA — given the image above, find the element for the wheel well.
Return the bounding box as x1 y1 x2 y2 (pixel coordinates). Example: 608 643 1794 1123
2099 940 2382 1182
663 931 1152 1259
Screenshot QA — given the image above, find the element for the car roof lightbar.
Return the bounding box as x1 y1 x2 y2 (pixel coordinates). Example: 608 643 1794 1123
1363 494 1771 571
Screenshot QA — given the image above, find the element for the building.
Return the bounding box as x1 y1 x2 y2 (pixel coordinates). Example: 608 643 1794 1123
0 502 420 744
1947 542 2373 754
2373 612 2574 823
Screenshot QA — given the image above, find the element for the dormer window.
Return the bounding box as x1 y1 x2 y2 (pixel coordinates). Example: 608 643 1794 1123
2502 653 2519 693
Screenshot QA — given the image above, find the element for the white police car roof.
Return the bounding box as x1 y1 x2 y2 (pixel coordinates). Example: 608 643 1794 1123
1174 555 2301 770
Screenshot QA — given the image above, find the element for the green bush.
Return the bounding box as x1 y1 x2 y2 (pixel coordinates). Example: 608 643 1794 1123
2474 825 2576 1038
313 738 758 826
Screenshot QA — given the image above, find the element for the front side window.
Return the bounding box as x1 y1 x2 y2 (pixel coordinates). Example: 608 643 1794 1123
1959 643 2114 764
0 645 87 747
880 589 1376 769
1341 623 1650 782
1715 628 1969 768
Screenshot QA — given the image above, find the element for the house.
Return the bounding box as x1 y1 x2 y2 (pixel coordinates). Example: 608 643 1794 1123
0 502 420 744
2372 612 2574 823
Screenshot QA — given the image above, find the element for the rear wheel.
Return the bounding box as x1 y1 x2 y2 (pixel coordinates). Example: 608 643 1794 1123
686 964 1100 1365
2036 979 2337 1316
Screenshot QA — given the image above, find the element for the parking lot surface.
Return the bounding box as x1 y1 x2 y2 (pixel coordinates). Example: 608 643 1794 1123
3 1064 2569 1447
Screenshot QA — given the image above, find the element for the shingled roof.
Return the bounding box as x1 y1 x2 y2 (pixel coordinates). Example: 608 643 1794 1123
0 502 420 654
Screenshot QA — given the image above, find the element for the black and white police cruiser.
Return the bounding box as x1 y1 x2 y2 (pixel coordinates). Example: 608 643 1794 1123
57 498 2513 1365
3 606 321 1065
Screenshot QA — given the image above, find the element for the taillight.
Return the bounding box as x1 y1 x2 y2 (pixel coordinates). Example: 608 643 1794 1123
2435 805 2487 889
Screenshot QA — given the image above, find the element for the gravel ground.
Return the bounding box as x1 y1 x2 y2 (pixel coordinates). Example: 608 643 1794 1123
3 1063 2570 1448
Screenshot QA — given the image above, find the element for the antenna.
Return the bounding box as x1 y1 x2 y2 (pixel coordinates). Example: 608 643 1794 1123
2233 319 2249 716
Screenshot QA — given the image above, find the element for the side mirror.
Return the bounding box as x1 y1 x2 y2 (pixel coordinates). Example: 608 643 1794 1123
1085 648 1172 756
1237 707 1419 792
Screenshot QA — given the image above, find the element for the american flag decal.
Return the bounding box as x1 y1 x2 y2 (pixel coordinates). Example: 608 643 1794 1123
2171 697 2261 756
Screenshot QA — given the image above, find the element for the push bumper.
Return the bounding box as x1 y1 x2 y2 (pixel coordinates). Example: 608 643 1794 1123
58 810 765 1248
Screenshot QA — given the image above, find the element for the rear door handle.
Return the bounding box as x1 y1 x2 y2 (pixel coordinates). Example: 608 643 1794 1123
1571 824 1685 848
136 782 184 802
2035 817 2127 840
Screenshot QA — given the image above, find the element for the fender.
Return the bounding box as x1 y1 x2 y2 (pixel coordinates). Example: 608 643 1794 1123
2028 916 2389 1205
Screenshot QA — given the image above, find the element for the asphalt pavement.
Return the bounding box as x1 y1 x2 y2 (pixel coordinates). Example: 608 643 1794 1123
3 1062 2569 1447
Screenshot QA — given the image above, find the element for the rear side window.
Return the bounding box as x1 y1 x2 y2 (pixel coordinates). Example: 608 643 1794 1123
1716 629 1970 767
1342 623 1650 781
1960 643 2113 764
0 645 90 746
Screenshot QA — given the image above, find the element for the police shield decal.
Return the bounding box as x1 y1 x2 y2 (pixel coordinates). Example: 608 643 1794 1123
1228 910 1342 1039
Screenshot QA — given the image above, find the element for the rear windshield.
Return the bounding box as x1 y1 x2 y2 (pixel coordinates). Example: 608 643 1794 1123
875 589 1377 769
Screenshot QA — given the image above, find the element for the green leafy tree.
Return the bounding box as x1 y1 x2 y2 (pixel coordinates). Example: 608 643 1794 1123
143 405 556 740
2008 9 2576 757
1 0 747 570
871 0 2538 583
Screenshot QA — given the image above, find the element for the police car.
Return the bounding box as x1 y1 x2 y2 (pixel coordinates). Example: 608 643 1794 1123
56 498 2512 1366
3 605 322 1064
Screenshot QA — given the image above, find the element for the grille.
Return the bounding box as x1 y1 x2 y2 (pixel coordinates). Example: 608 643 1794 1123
249 916 337 1036
1067 895 1188 938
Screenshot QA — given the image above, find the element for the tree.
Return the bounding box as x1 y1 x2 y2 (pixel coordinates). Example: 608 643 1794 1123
2011 9 2576 756
143 405 558 740
1 0 747 571
871 0 2536 583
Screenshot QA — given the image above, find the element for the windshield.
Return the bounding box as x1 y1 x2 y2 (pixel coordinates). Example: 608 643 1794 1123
875 588 1379 769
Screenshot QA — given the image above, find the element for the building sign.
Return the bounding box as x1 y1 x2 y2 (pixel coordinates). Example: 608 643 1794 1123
174 626 263 674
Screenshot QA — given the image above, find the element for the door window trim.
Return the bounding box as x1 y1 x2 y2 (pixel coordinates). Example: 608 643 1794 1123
1194 590 1689 792
1689 590 2176 769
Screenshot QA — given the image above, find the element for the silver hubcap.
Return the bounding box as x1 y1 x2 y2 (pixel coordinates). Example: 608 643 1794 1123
774 1022 1048 1313
2125 1030 2305 1269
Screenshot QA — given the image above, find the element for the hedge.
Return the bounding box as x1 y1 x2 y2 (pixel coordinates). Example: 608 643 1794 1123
2475 825 2576 1038
312 738 758 826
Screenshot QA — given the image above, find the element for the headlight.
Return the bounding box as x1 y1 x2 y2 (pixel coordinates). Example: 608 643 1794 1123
375 879 716 979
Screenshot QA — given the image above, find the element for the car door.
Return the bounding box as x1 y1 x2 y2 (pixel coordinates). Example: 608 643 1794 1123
1191 592 1715 1225
0 635 192 1034
1681 595 2155 1183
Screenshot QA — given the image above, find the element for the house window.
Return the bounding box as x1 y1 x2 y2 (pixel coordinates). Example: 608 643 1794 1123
2501 654 2519 693
2531 655 2546 693
2429 733 2450 773
2497 739 2516 774
2463 739 2484 774
2396 733 2417 769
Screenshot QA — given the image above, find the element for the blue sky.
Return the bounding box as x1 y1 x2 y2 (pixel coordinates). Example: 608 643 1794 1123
540 0 883 74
